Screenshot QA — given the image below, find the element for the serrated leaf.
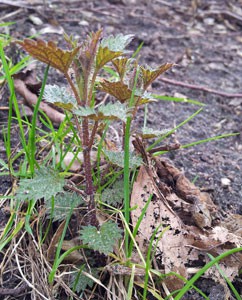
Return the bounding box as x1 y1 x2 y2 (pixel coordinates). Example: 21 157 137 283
44 84 77 110
96 47 123 70
71 267 99 293
17 39 80 73
103 150 143 169
97 102 130 122
80 221 122 254
135 90 157 106
16 167 65 201
102 179 124 206
141 63 174 89
45 192 84 221
141 127 171 139
74 102 130 122
98 80 131 103
79 30 102 74
100 33 134 52
112 57 129 80
73 106 96 117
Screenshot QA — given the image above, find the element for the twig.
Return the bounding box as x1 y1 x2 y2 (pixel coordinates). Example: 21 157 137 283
15 249 49 300
154 0 175 7
148 142 181 154
0 283 28 296
0 8 23 22
201 10 242 26
159 77 242 98
14 79 65 124
0 0 34 9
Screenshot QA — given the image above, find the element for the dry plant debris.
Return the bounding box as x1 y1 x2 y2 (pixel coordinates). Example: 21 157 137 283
131 138 242 292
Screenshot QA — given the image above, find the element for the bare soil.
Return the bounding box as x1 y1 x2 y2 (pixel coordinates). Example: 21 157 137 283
0 0 242 299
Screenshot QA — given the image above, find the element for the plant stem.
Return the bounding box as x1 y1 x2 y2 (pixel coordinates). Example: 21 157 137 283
66 62 98 226
124 67 140 256
82 118 98 227
65 72 82 106
88 120 98 150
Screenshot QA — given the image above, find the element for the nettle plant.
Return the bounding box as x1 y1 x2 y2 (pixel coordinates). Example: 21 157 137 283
16 29 173 255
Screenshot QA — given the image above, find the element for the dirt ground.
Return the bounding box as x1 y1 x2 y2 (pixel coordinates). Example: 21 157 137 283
0 0 242 299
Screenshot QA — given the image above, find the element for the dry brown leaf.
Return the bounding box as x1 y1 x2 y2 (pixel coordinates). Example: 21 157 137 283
130 155 242 292
131 165 187 290
47 220 66 260
60 239 83 263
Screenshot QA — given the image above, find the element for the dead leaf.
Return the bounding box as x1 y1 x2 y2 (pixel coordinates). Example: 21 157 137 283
47 220 66 260
131 165 187 290
130 154 242 292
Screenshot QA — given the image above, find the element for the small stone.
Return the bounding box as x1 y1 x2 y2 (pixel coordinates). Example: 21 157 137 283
221 177 231 187
29 15 43 26
204 17 215 25
79 20 89 26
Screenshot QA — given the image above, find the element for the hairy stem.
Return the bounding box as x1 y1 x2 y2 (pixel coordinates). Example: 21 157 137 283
88 120 98 151
82 118 98 227
65 72 82 106
82 63 98 226
66 63 98 226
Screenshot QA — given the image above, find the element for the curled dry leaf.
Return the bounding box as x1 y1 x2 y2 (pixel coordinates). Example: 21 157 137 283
130 155 242 292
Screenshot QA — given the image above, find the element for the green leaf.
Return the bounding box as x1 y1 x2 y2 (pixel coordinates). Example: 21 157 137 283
102 179 124 206
98 102 130 122
100 33 134 52
98 80 131 103
96 46 123 70
44 84 77 110
103 150 143 169
79 30 102 76
16 39 80 74
112 57 129 80
80 221 122 254
16 167 65 201
141 127 171 139
71 267 99 293
135 90 157 105
45 192 84 221
74 102 130 122
141 63 174 89
73 106 96 117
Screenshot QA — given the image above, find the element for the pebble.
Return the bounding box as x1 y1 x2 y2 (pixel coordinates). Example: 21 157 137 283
221 177 231 187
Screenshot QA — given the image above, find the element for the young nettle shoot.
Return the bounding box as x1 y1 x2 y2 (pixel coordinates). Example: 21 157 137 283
16 30 173 232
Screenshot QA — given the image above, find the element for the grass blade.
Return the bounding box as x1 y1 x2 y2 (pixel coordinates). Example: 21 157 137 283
207 253 241 300
174 247 242 300
146 108 203 152
152 94 204 106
